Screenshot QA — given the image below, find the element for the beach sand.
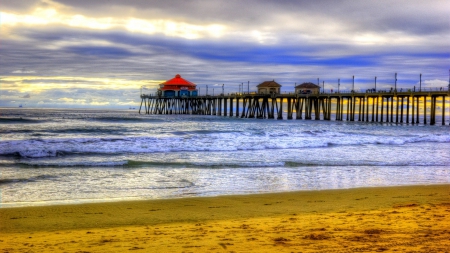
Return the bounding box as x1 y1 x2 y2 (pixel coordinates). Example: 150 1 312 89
1 184 449 252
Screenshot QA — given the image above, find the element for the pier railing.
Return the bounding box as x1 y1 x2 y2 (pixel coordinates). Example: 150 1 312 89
139 90 450 125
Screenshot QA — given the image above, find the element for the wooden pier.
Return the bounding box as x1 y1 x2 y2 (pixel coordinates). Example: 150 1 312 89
139 91 450 125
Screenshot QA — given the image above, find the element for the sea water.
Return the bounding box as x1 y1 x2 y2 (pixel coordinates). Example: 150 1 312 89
0 108 449 207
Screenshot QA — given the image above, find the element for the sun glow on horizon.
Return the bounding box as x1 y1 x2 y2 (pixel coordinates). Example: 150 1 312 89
1 76 162 93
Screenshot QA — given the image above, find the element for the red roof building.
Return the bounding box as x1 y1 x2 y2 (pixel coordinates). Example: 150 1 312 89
158 74 198 97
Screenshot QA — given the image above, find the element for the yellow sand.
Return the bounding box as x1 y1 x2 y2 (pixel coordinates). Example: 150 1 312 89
1 184 449 252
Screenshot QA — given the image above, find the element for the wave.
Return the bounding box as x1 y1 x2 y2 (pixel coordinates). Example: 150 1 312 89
0 118 46 124
11 158 449 168
0 174 60 185
0 129 35 134
88 117 163 123
17 160 128 167
283 161 447 167
1 132 449 158
127 160 449 168
169 130 240 136
126 160 286 168
0 128 129 136
13 159 285 168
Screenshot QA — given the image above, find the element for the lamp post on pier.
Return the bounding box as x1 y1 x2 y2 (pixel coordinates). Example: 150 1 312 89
222 84 224 96
375 76 377 92
395 73 397 91
352 75 355 92
206 85 208 95
338 79 340 93
317 78 320 93
420 74 422 92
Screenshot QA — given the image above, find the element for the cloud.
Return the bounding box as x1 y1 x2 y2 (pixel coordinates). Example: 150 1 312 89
22 94 31 98
0 0 448 109
1 0 43 12
12 69 36 74
4 1 449 46
422 79 449 88
1 6 227 40
47 0 449 37
65 45 135 57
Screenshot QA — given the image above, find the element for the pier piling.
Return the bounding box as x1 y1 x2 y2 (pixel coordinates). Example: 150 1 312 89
139 91 449 125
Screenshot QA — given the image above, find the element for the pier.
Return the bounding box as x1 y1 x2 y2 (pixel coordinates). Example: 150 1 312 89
139 90 450 125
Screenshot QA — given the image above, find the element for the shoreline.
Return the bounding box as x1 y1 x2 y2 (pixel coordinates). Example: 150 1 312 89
2 182 449 209
1 184 448 231
1 184 449 252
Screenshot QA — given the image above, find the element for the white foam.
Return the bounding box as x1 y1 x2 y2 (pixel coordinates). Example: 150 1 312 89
1 131 449 158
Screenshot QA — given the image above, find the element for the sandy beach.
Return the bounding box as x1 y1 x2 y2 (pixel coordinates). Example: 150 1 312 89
1 184 449 252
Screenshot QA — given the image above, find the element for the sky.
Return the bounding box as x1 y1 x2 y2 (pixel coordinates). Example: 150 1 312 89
1 0 449 109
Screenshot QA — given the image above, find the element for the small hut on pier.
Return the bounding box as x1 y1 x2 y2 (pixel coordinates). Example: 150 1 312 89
257 80 282 94
295 82 321 94
158 74 198 97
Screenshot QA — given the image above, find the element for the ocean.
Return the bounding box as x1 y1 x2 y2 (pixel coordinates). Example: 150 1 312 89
1 108 449 208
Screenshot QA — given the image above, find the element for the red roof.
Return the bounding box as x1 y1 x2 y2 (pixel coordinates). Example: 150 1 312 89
159 74 197 91
162 74 196 86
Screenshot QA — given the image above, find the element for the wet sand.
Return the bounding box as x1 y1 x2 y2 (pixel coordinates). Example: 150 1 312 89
1 184 449 252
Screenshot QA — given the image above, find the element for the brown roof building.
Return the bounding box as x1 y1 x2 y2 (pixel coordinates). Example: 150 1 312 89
295 82 321 94
257 80 282 94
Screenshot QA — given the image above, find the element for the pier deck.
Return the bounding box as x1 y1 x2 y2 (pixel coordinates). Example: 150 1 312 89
139 90 450 125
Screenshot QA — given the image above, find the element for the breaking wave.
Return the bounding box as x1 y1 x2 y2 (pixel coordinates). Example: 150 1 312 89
1 131 449 158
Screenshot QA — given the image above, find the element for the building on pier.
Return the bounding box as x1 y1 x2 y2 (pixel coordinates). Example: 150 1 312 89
157 74 198 97
295 82 321 94
257 80 282 94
